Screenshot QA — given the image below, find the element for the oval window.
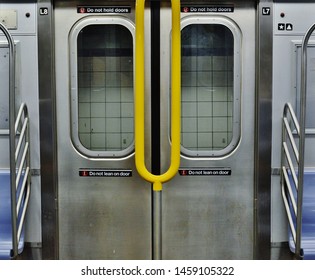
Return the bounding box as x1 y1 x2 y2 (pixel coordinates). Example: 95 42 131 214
180 17 242 158
70 18 135 158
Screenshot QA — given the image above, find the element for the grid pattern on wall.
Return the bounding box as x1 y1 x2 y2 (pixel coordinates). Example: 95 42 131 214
77 25 134 151
181 24 234 152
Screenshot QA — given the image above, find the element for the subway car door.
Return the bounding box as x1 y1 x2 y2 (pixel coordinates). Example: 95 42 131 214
54 0 256 259
54 1 152 259
159 1 256 259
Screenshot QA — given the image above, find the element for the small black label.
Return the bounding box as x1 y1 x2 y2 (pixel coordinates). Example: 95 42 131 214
262 7 271 16
79 169 132 177
181 6 234 13
286 23 293 31
278 23 285 31
39 7 49 16
179 168 231 176
77 6 131 14
278 23 293 31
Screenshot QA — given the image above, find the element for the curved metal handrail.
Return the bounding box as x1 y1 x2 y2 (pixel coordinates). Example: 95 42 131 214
281 103 300 252
280 23 315 260
0 22 18 258
0 23 31 259
135 0 181 191
14 103 31 248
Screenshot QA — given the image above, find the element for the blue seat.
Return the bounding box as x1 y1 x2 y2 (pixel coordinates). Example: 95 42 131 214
288 171 315 259
0 171 25 260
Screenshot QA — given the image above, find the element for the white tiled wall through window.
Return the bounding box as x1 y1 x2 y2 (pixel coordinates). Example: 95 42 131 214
181 24 234 152
77 25 133 152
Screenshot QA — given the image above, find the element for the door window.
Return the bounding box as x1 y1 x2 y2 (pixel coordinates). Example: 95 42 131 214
180 18 241 157
70 18 134 158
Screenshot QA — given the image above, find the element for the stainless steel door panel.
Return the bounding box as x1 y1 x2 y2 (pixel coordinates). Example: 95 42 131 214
54 1 151 259
58 168 150 259
160 2 256 259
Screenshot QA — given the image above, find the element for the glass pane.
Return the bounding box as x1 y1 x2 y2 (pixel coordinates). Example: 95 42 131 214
181 24 234 152
77 25 133 151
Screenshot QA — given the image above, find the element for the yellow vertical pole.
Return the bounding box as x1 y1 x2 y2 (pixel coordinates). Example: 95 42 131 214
135 0 181 191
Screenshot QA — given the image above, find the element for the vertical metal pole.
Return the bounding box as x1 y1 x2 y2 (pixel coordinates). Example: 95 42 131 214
135 0 180 259
153 191 162 259
151 0 162 260
0 22 17 258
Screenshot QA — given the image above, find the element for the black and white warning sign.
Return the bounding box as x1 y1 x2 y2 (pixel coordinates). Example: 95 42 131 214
77 6 131 14
79 169 132 177
181 6 234 13
179 168 231 176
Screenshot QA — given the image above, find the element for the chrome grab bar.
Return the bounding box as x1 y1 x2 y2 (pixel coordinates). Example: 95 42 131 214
0 22 31 259
14 103 31 246
0 21 18 258
281 103 300 253
280 23 315 259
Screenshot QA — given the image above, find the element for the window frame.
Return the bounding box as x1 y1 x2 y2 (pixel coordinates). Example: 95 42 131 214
179 16 242 158
69 16 135 159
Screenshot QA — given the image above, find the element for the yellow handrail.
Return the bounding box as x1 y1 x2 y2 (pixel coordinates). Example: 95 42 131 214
135 0 181 191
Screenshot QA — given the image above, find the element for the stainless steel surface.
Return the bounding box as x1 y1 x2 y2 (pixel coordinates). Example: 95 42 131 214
254 0 273 259
38 0 59 259
54 0 151 259
160 1 257 259
153 190 162 260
